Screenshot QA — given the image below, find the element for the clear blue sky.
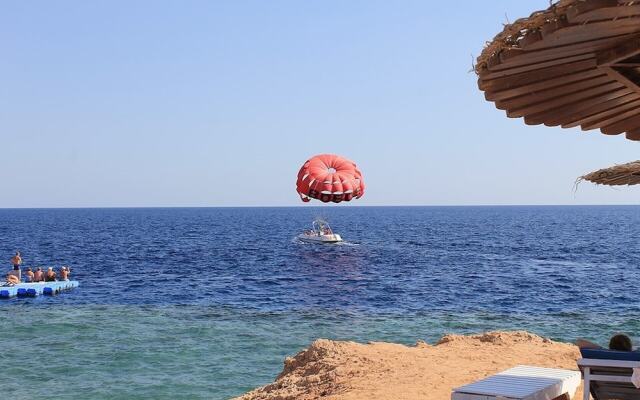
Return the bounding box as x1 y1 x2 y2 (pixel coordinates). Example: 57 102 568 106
2 1 639 207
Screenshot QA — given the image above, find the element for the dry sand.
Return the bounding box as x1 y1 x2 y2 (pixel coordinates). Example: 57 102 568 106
235 331 583 400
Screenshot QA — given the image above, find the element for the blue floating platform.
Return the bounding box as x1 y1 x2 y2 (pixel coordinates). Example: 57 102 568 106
0 281 79 299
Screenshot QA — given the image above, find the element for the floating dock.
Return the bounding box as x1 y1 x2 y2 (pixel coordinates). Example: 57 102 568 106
0 281 79 298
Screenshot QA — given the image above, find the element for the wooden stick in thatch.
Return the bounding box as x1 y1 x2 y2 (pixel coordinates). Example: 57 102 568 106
578 160 640 186
475 0 582 74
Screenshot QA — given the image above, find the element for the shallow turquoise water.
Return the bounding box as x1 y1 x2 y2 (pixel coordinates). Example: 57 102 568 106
1 304 638 399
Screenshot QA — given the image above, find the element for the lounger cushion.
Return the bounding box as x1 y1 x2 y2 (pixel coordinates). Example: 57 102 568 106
580 348 640 361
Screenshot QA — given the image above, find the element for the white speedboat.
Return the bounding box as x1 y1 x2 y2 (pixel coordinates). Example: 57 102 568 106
297 218 343 243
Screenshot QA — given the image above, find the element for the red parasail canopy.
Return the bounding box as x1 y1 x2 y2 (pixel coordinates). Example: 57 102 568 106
296 154 365 203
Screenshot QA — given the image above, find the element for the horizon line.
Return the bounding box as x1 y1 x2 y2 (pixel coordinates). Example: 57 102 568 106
0 204 639 210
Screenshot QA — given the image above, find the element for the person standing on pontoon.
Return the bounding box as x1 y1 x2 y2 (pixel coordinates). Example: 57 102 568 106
10 251 22 281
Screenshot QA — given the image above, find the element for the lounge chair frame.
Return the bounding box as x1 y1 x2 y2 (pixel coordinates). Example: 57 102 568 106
578 358 640 400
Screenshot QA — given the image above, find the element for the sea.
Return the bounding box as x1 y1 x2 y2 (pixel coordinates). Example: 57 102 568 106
0 206 638 399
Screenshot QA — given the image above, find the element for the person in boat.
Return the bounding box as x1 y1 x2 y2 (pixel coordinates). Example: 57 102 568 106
5 273 19 285
24 267 34 283
10 251 22 281
59 266 70 281
576 334 633 352
33 267 44 282
44 267 57 282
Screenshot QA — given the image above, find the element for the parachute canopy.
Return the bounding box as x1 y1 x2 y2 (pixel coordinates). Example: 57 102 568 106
296 154 365 203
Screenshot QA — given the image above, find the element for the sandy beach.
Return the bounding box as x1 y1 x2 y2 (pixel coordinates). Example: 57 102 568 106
235 331 583 400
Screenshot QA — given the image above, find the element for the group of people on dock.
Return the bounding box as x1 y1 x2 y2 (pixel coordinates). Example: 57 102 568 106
5 251 71 285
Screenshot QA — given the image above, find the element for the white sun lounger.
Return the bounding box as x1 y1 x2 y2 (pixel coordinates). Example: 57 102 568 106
452 365 581 400
578 358 640 400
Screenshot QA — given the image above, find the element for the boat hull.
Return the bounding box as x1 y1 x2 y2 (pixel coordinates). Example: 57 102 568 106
297 234 343 243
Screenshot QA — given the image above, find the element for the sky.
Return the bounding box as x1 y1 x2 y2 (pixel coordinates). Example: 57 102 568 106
2 1 640 207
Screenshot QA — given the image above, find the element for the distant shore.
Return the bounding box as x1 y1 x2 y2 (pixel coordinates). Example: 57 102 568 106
235 331 583 400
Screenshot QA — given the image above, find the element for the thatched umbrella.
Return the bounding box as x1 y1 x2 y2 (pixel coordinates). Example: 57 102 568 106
579 160 640 186
477 0 640 141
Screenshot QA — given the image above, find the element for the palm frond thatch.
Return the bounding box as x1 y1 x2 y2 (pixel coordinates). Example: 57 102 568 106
579 160 640 186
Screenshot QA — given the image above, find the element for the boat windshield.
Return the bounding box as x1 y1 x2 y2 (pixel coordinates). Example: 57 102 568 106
312 219 333 236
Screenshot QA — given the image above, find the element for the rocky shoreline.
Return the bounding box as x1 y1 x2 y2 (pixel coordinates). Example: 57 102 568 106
235 331 583 400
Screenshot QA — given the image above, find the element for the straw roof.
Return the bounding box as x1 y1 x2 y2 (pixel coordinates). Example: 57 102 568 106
579 160 640 185
477 0 583 72
477 0 640 141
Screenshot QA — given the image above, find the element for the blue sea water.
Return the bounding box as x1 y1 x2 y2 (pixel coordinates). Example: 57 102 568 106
0 206 639 399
